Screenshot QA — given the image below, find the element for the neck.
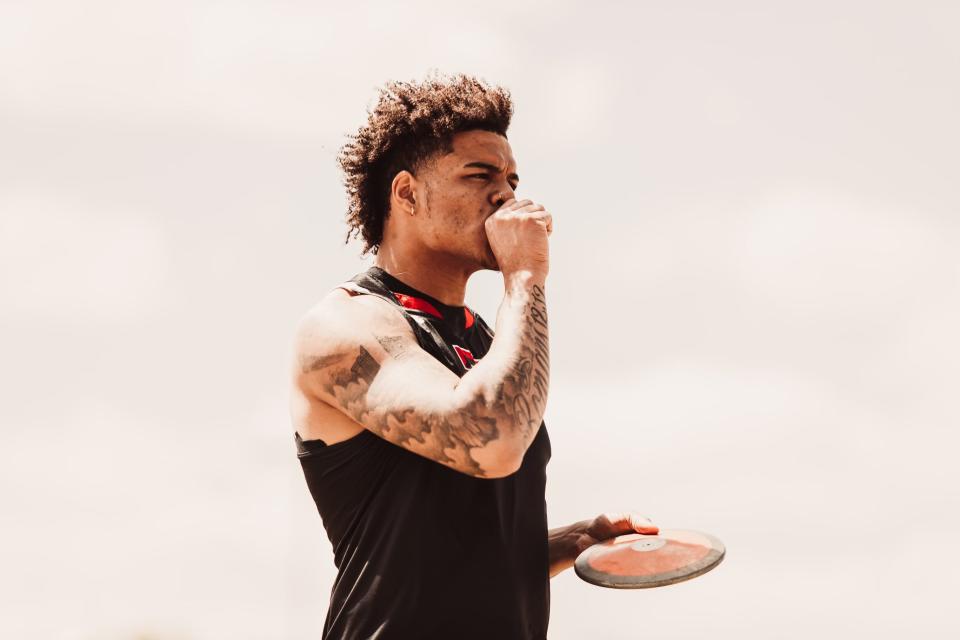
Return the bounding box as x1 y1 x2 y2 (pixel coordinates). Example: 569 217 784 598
374 242 473 306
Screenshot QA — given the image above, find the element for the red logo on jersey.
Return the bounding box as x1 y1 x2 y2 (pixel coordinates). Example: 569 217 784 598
453 345 478 370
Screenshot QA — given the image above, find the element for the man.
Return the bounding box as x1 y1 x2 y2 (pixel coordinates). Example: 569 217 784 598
290 75 657 639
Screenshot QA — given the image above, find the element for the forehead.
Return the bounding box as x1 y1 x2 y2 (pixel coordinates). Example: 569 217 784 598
443 130 516 170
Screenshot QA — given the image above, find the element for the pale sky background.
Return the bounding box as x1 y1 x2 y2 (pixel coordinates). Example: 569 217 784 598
2 1 958 638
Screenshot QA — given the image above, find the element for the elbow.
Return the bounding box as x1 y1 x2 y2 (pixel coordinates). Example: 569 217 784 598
468 438 526 479
486 414 542 478
450 388 532 479
481 455 523 479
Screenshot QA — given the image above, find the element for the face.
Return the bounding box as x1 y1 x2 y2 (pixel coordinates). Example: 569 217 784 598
412 129 519 271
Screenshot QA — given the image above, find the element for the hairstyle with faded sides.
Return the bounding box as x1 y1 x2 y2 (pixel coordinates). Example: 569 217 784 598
338 74 513 254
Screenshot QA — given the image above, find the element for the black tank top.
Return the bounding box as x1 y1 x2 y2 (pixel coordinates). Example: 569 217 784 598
297 267 552 640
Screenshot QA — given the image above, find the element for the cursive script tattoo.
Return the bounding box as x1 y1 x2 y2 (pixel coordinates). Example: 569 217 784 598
505 284 549 437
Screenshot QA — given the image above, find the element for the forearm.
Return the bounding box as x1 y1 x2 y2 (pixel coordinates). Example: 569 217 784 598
454 270 549 454
548 519 590 578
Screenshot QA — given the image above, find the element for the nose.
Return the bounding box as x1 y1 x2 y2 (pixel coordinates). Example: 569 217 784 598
490 186 516 209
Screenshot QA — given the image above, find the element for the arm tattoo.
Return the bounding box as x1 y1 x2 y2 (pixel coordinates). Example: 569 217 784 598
499 284 549 438
305 285 548 477
301 352 348 374
315 344 501 477
376 335 408 358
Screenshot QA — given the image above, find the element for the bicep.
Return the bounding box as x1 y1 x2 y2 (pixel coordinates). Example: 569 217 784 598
296 297 514 478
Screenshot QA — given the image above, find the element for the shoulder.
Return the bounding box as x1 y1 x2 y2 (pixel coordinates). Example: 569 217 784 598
299 285 409 332
293 286 415 371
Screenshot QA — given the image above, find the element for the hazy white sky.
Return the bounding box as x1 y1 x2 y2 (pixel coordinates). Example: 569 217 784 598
2 1 958 638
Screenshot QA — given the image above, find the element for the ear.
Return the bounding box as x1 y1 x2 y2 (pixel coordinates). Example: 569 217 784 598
390 170 417 216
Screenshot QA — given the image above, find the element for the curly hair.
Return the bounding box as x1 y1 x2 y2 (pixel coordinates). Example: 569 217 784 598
338 74 514 254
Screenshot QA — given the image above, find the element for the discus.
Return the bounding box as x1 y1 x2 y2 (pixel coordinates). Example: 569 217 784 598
574 528 725 589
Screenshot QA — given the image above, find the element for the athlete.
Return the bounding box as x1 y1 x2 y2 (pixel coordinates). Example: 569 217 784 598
290 75 658 639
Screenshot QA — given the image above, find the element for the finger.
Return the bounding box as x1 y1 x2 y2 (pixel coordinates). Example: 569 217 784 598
536 216 553 237
505 198 533 211
603 511 658 535
543 213 553 235
514 202 545 214
519 208 549 222
628 513 659 535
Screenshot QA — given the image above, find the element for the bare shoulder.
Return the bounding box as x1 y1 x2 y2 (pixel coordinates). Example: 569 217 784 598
293 287 415 373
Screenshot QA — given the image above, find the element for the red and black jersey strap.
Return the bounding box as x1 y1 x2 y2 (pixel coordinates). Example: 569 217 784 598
341 280 477 331
392 292 443 319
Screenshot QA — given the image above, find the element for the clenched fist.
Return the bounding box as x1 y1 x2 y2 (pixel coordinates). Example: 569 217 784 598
484 198 553 277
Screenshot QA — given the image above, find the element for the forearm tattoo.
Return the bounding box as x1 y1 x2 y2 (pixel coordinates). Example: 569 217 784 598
500 284 549 438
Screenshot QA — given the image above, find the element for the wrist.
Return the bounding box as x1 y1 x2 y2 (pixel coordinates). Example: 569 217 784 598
548 519 591 577
549 519 590 560
502 270 547 300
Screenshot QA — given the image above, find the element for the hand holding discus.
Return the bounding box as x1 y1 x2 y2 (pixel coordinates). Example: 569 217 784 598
568 512 725 589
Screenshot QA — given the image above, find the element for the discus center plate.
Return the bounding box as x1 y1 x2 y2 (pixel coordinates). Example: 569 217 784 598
630 538 666 552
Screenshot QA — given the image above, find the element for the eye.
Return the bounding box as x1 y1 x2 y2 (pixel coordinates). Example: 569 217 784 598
468 173 490 181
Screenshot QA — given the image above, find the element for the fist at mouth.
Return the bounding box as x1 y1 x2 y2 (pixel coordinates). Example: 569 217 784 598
483 199 551 276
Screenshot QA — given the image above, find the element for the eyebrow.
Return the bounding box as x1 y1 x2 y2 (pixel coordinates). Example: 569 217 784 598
463 161 519 184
